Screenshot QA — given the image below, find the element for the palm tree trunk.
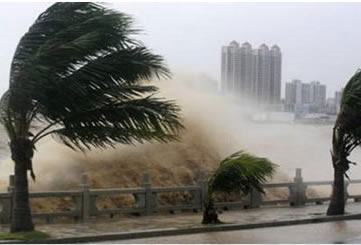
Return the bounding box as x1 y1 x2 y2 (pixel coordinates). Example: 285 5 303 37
10 138 34 232
202 198 220 224
202 206 220 224
327 161 345 215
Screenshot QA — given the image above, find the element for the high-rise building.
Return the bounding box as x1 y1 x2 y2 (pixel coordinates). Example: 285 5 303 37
285 83 295 106
285 80 302 105
335 89 343 114
325 89 343 115
335 90 343 105
310 81 326 108
256 44 272 104
221 41 282 105
270 45 282 104
285 79 327 112
239 42 254 98
221 41 240 94
325 98 337 114
301 83 311 104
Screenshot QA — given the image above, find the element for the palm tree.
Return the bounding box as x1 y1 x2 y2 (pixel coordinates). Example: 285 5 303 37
327 70 361 215
202 150 276 224
0 3 183 232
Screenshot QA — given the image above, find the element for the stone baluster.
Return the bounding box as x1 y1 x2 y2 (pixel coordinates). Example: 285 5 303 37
289 168 307 206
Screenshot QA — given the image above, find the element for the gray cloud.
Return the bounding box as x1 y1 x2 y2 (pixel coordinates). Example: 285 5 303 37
1 2 360 97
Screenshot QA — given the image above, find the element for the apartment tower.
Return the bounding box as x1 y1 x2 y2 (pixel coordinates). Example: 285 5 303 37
221 41 282 105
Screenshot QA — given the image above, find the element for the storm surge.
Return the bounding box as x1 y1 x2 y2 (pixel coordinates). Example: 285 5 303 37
0 72 358 211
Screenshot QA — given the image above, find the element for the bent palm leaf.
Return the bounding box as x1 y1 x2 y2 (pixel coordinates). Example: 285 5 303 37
328 69 361 215
209 151 276 195
202 150 276 224
0 2 183 232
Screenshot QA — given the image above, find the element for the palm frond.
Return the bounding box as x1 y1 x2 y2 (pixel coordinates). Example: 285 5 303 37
33 96 183 151
0 91 10 125
10 3 138 83
336 70 361 133
0 91 16 140
9 3 167 113
5 2 182 151
208 151 277 195
331 69 361 174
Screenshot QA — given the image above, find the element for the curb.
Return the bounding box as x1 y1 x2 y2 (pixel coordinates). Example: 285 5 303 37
3 213 361 244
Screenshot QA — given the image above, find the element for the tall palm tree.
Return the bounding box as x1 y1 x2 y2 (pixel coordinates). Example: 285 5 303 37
0 3 183 232
327 70 361 215
202 150 276 224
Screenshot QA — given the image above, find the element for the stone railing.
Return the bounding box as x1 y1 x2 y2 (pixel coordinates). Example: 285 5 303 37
0 168 360 224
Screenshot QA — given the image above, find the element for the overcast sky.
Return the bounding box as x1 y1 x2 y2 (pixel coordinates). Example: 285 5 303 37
1 2 361 97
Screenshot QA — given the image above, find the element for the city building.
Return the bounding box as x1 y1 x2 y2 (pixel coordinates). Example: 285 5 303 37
325 98 337 115
256 44 272 104
239 42 254 97
285 80 327 113
335 89 343 114
301 83 311 104
221 41 240 94
310 81 326 108
325 89 343 114
270 45 282 104
285 80 302 111
221 41 282 105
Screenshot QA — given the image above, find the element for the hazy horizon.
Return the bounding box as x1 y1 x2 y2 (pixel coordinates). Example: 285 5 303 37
1 2 361 97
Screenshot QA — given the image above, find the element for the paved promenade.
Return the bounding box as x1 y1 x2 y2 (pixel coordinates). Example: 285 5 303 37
1 202 361 242
102 220 361 244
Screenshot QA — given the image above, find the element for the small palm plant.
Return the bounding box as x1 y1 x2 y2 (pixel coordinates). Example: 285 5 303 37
327 70 361 215
202 151 277 224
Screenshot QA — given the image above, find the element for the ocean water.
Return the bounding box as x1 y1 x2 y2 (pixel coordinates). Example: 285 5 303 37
0 75 359 192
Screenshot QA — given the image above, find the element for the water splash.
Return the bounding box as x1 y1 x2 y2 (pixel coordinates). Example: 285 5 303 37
0 72 359 194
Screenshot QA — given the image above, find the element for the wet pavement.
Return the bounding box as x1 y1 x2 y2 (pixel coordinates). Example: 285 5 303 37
102 220 361 244
1 202 361 242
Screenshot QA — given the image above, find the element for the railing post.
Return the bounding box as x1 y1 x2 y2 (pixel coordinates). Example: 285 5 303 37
89 194 97 217
80 173 90 221
289 168 307 206
196 171 208 211
190 189 201 212
192 172 206 212
134 187 145 214
0 175 14 224
73 194 82 222
249 187 263 208
141 173 156 215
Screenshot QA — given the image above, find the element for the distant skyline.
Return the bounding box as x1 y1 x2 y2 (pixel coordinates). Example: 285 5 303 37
221 41 282 105
1 2 360 97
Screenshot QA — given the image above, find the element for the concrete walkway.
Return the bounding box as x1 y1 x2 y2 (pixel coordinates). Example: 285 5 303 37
99 220 361 244
1 202 361 243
